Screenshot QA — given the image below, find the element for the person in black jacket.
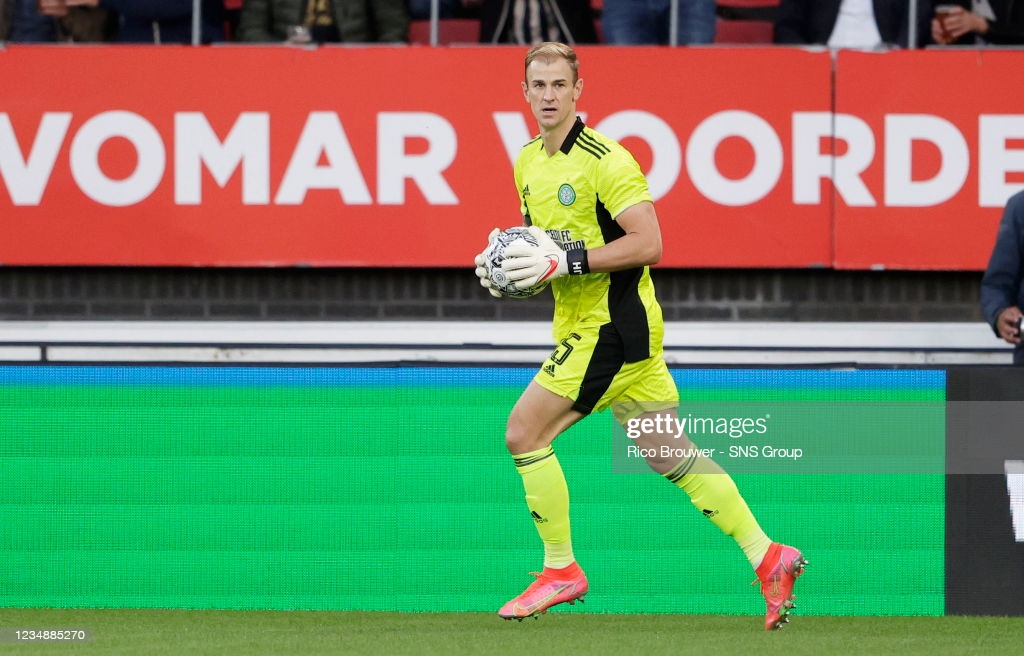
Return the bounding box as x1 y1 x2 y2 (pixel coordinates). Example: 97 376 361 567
478 0 596 44
774 0 931 48
238 0 407 43
932 0 1024 45
47 0 223 43
6 0 114 41
981 191 1024 364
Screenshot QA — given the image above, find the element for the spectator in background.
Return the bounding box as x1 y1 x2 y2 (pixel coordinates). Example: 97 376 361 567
931 1 1024 45
479 0 597 44
602 0 716 45
981 191 1024 364
774 0 931 48
41 0 223 43
3 0 114 42
3 0 57 41
237 0 408 43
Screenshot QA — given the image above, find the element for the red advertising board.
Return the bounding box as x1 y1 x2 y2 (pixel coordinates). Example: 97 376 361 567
0 45 831 267
833 49 1024 270
3 46 1022 269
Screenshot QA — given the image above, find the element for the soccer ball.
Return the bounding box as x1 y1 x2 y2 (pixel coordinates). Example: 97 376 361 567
481 227 550 298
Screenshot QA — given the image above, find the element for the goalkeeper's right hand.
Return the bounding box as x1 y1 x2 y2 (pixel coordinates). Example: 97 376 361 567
474 228 503 298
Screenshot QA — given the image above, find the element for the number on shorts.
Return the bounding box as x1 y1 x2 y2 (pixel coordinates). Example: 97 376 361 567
550 333 582 365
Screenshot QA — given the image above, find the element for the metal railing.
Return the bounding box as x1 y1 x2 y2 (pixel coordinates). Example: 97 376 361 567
193 0 202 46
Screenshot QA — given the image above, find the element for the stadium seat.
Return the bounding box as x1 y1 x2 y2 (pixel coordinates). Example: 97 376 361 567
714 18 774 44
408 19 481 45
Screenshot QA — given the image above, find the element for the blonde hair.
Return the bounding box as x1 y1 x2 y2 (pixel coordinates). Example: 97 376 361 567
524 42 579 84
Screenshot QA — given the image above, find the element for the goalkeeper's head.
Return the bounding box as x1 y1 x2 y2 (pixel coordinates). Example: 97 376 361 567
524 42 579 85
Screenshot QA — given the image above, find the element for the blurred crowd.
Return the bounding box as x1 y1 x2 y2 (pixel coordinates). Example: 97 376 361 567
0 0 1021 46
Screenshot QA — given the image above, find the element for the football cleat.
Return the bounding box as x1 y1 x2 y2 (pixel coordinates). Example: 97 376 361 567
754 542 807 631
498 563 588 620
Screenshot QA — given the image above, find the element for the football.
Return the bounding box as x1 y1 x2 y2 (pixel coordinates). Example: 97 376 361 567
481 227 550 298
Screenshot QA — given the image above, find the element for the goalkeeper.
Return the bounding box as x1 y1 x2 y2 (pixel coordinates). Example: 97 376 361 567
474 42 805 631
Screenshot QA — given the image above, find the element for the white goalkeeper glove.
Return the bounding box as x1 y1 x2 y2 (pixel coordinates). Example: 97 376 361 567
474 228 504 298
501 225 589 289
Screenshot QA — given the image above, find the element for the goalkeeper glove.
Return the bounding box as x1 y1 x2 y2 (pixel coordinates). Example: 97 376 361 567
501 225 589 289
474 228 504 298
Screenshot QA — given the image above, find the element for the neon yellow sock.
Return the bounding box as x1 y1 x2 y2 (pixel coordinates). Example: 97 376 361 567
665 450 772 568
513 446 574 569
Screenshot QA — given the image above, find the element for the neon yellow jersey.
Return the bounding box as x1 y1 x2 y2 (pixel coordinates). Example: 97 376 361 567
513 117 664 363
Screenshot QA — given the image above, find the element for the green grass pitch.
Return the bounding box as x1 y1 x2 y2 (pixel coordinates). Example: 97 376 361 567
1 609 1022 655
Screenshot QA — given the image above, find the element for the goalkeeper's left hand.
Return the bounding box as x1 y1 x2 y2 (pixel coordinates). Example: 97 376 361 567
474 228 504 298
501 225 589 289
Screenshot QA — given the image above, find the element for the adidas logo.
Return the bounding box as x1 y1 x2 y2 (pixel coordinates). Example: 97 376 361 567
531 510 548 524
702 508 719 519
542 363 556 376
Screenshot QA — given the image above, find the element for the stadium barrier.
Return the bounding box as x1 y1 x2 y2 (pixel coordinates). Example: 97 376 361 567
1 322 1020 616
0 361 947 615
0 320 1010 366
